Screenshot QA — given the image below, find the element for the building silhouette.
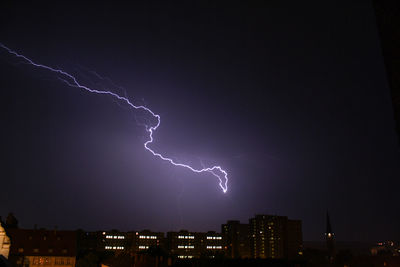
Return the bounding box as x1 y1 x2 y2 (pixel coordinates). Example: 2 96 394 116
202 231 225 257
221 220 251 258
166 230 224 259
7 228 76 267
2 212 303 265
133 230 164 253
249 215 302 260
287 218 303 259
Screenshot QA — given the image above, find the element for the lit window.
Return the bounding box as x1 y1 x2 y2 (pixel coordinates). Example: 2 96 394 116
178 235 194 239
206 246 222 249
177 245 194 249
206 236 222 240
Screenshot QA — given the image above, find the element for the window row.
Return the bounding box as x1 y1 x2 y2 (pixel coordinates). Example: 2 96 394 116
105 246 124 250
139 235 157 239
206 236 222 240
177 235 194 239
105 235 125 239
177 245 194 249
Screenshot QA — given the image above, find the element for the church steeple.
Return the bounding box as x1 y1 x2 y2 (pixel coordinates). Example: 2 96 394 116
326 212 335 263
326 212 333 235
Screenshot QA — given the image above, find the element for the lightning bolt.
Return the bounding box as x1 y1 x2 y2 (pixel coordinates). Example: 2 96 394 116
0 43 228 193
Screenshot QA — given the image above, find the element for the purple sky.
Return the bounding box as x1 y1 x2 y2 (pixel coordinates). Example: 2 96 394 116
1 1 399 242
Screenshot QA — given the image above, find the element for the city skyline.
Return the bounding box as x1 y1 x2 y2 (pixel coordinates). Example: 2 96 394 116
1 1 399 243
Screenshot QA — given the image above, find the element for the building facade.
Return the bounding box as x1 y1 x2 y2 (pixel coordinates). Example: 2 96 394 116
7 228 76 267
102 231 130 252
221 220 251 258
132 230 164 253
0 223 10 259
167 230 224 259
77 230 131 255
202 231 224 257
287 219 303 259
167 230 199 259
249 214 302 260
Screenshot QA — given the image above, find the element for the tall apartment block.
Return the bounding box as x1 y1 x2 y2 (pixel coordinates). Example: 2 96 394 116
221 220 251 258
249 215 302 260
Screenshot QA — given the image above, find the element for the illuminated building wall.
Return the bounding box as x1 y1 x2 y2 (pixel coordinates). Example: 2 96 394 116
167 230 223 258
203 231 224 257
133 230 165 252
0 223 10 259
7 228 76 267
249 215 302 260
77 230 133 254
101 231 129 251
222 220 251 259
167 230 200 259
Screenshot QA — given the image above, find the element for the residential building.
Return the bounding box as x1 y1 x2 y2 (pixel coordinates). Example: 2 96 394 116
202 231 224 257
132 230 164 253
221 220 250 258
7 228 76 267
166 230 224 259
0 222 10 259
249 214 302 260
102 231 129 251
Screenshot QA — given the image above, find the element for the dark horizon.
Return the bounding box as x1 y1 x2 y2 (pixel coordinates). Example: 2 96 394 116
1 1 399 243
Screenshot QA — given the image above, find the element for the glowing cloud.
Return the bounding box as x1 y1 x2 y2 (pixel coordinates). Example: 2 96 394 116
0 43 228 193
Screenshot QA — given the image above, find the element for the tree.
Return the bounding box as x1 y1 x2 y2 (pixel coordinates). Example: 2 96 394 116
5 213 18 229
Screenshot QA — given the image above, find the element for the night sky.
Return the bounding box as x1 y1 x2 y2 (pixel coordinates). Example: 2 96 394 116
1 1 399 242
